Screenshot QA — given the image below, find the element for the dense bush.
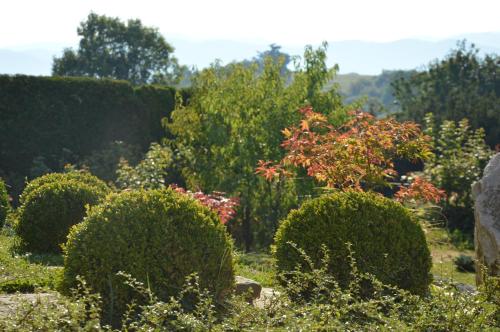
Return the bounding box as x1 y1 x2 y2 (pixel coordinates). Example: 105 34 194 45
0 178 9 228
423 113 493 234
19 171 110 205
15 177 108 253
62 189 235 325
273 190 432 296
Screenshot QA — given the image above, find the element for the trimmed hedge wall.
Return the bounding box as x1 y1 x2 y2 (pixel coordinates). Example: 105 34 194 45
0 75 179 187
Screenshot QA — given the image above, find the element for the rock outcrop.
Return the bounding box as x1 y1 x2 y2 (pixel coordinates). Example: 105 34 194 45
472 153 500 285
235 276 262 302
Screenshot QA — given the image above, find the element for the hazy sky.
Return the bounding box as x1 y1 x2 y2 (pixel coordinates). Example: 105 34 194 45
2 0 500 48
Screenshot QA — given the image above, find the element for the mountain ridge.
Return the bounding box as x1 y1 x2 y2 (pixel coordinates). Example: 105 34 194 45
1 33 498 76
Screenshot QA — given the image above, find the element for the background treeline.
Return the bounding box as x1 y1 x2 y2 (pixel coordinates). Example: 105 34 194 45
0 75 186 198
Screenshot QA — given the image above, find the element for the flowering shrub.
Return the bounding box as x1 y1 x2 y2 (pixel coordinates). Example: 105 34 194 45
170 185 239 224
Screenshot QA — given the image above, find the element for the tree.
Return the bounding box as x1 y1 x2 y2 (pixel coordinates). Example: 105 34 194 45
392 41 500 146
52 13 183 85
167 43 344 250
422 113 493 234
256 106 442 202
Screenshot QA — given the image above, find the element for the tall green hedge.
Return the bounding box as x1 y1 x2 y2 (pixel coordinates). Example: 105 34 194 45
0 75 178 189
0 178 9 228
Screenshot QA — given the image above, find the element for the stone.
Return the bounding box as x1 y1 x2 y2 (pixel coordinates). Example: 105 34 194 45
0 293 55 318
254 287 280 308
472 153 500 285
235 276 262 302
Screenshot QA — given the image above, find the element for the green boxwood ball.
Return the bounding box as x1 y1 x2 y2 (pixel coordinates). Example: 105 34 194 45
19 171 110 205
15 180 107 253
273 190 432 296
0 178 10 228
62 189 235 324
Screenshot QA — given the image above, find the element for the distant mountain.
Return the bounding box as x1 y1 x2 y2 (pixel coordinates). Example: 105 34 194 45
1 33 498 76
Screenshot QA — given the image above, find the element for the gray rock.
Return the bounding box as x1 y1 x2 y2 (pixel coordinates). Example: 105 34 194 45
0 293 55 318
235 276 262 301
254 287 280 308
472 153 500 285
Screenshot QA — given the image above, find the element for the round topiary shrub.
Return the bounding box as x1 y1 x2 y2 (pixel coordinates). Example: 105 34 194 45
62 189 235 324
15 180 107 253
0 178 10 228
273 190 432 296
19 171 110 205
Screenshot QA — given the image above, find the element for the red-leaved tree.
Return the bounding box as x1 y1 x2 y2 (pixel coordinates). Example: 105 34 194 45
256 106 444 203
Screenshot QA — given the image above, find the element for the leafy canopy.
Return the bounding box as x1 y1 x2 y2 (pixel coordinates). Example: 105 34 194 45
167 43 345 249
52 13 183 85
392 41 500 146
257 106 436 194
423 113 493 232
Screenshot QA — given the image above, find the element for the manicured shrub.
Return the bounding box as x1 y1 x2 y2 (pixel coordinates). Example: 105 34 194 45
19 171 110 205
15 179 108 253
0 178 10 228
62 189 235 324
273 190 432 296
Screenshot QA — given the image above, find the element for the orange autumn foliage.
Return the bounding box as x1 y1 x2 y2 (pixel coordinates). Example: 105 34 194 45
257 106 443 203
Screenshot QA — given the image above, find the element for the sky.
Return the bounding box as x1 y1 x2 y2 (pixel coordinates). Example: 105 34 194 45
1 0 500 48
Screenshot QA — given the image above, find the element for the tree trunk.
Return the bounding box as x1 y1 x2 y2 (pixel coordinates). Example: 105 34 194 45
242 196 252 252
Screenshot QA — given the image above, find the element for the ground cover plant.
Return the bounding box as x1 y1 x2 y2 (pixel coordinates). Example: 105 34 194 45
0 233 61 293
0 244 498 331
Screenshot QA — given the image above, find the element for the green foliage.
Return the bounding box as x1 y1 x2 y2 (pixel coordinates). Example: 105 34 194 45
0 178 9 228
0 282 101 331
62 189 234 325
243 43 293 78
2 247 498 331
234 252 276 287
424 113 494 233
168 43 345 250
0 234 62 294
20 171 110 206
116 143 173 189
393 41 500 146
0 75 177 198
273 191 432 296
52 12 184 85
335 70 414 115
454 255 476 273
81 141 142 182
15 174 109 254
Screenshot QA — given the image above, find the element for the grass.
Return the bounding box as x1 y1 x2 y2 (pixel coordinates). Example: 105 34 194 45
424 225 476 286
0 232 62 294
234 251 275 287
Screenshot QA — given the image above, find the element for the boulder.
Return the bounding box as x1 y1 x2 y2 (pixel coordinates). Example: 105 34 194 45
235 276 262 302
472 153 500 285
